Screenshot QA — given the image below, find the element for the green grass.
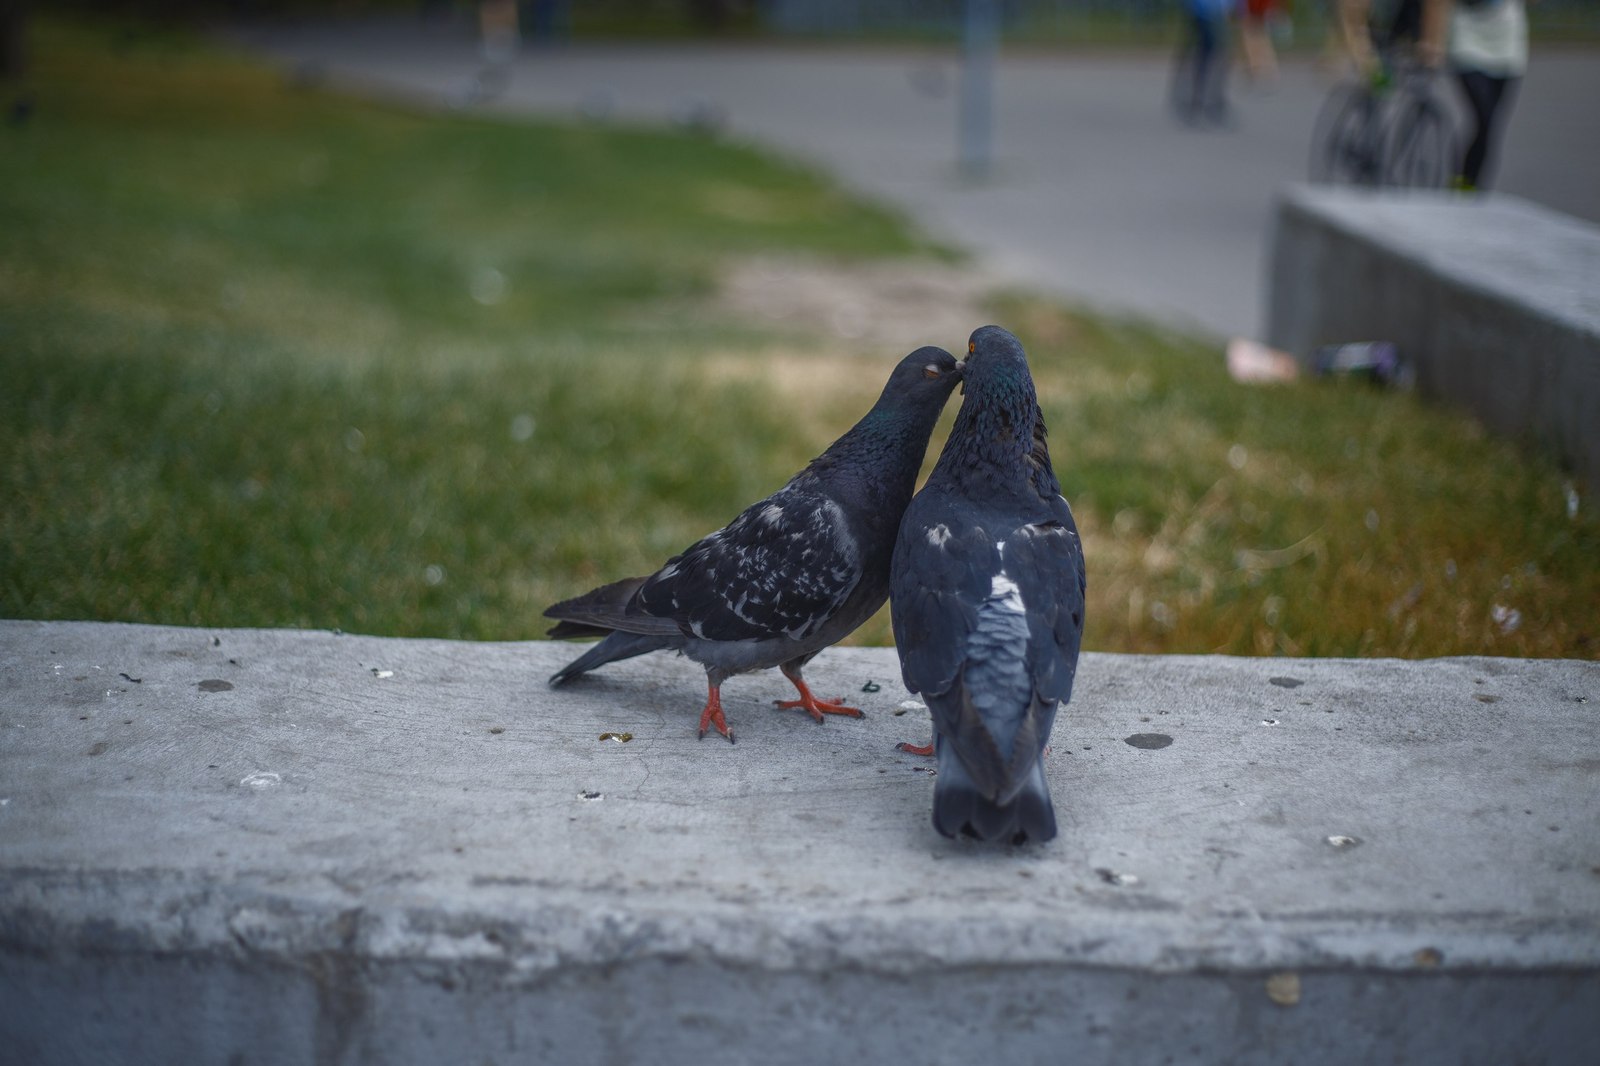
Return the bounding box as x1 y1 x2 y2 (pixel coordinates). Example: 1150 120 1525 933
3 20 1596 660
0 20 939 638
999 300 1597 659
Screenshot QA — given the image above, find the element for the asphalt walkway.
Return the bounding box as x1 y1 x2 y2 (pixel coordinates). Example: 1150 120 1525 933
237 23 1600 339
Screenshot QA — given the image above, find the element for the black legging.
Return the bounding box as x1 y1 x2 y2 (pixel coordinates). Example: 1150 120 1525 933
1455 69 1520 189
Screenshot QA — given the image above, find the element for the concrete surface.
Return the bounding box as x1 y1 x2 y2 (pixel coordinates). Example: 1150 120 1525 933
2 619 1598 1063
229 24 1600 341
1267 184 1600 486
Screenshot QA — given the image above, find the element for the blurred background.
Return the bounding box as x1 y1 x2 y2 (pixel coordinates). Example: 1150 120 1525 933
3 0 1597 659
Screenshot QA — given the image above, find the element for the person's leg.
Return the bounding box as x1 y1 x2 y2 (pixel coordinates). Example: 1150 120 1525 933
1455 69 1516 188
1338 0 1376 76
1191 13 1216 120
1202 15 1231 120
1474 75 1519 189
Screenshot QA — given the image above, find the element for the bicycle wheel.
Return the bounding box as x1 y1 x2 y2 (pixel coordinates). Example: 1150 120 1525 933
1385 96 1455 188
1310 84 1381 186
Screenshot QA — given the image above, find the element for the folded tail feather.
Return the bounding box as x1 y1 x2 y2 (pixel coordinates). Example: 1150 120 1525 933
547 619 611 641
544 576 677 636
932 741 1056 845
549 629 673 686
546 575 682 685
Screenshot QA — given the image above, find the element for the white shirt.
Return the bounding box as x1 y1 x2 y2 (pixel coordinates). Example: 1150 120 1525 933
1450 0 1529 77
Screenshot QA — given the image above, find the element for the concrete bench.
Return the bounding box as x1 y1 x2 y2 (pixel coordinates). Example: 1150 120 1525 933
2 619 1597 1063
1266 184 1600 488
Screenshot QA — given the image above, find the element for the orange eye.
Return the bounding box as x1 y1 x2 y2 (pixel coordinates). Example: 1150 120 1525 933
923 365 941 379
968 342 975 354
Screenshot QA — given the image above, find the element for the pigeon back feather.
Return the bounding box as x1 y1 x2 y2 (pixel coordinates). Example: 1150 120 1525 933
629 346 962 646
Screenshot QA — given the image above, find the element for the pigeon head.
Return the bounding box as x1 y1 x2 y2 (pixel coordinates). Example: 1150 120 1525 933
878 345 964 409
848 345 964 439
962 325 1032 393
933 325 1052 482
807 345 962 484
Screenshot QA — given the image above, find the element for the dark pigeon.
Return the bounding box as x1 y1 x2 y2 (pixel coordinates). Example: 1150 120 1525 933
890 325 1086 844
546 346 964 741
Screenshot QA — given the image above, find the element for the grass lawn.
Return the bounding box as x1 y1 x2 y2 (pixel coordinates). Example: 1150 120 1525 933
3 20 1595 660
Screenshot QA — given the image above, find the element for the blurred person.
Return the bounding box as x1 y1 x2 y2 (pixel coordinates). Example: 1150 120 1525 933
467 0 519 103
1240 0 1284 85
2 0 25 80
1423 0 1528 190
1175 0 1236 125
1336 0 1380 74
1334 0 1424 75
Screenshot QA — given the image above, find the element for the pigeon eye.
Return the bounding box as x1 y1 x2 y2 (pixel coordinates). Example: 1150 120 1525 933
968 342 976 354
923 365 941 379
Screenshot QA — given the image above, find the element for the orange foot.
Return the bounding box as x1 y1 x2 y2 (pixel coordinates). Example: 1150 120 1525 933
697 686 734 743
774 676 863 723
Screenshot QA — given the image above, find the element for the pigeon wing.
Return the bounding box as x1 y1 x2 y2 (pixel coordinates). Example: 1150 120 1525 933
633 484 861 643
1002 500 1087 707
890 496 995 699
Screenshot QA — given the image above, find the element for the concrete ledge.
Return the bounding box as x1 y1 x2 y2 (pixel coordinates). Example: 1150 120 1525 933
1266 184 1600 487
2 620 1597 1063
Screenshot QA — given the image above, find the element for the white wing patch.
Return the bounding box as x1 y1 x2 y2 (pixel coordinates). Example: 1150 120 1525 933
927 524 951 547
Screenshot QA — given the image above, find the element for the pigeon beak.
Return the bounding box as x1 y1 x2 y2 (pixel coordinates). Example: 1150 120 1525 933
955 360 967 392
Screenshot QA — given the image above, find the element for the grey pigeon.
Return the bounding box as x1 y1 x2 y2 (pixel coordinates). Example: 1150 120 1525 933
546 347 964 741
890 325 1086 844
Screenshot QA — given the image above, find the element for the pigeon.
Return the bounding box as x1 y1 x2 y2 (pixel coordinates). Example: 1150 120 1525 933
545 346 964 742
889 325 1086 844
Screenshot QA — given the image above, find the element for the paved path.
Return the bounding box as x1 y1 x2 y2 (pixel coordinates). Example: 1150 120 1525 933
238 23 1600 339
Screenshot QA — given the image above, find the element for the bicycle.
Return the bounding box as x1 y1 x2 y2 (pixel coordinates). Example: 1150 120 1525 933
1309 57 1456 189
1382 64 1455 188
1310 72 1387 185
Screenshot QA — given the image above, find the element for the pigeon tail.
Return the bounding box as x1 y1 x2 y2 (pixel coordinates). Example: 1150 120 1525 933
544 575 678 636
549 630 672 686
932 741 1056 845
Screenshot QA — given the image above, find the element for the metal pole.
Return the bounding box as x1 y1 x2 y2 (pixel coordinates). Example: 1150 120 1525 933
959 0 998 179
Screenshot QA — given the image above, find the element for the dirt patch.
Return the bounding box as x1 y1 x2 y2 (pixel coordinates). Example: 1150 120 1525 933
714 255 996 353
